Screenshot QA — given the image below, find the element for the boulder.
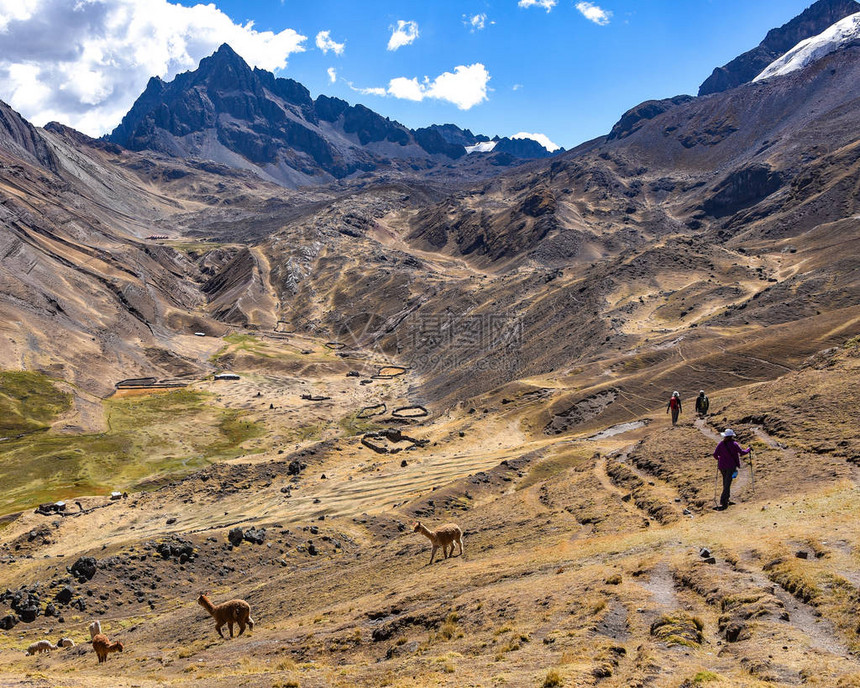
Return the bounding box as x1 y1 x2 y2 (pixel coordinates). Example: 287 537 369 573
17 605 39 622
55 586 74 604
243 528 266 545
70 556 97 581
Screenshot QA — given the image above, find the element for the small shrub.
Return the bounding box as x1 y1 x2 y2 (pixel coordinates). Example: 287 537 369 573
276 658 297 672
650 612 704 647
543 669 564 687
693 671 719 683
438 612 460 640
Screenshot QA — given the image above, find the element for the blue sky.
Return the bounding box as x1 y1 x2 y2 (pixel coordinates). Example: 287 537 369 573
0 0 824 148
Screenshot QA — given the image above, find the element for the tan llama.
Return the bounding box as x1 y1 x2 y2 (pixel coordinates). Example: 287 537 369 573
197 593 255 638
58 637 75 648
25 640 57 655
92 633 123 663
412 521 464 564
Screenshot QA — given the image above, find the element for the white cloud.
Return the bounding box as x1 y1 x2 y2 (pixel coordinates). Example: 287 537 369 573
512 83 523 91
357 86 388 97
327 67 337 83
425 64 490 109
518 0 557 12
575 1 612 25
355 64 491 110
0 0 306 136
465 13 487 31
387 77 426 102
315 30 344 56
512 131 560 151
387 20 419 51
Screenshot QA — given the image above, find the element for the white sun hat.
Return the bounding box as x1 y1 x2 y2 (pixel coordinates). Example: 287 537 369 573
721 429 736 437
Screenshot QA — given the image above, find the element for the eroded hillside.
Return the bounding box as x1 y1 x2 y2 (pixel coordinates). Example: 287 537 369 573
0 21 858 688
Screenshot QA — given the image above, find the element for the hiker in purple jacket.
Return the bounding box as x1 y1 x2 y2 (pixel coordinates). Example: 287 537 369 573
713 429 751 510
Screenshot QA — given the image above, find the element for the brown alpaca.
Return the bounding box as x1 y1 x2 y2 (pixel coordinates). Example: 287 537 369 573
92 633 123 664
413 521 464 564
197 593 255 638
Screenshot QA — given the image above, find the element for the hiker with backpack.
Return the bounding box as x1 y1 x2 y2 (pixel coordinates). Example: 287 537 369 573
695 390 710 416
666 391 682 425
713 429 751 510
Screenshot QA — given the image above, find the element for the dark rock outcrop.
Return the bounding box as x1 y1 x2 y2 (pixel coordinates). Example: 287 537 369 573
608 95 694 140
413 127 466 158
0 100 57 170
69 556 97 581
698 0 860 95
425 123 491 147
494 136 558 158
702 164 782 218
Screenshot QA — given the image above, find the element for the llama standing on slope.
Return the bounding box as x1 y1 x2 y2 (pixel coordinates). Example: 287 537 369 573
57 638 75 648
92 633 123 663
197 593 255 638
25 640 57 655
412 521 464 564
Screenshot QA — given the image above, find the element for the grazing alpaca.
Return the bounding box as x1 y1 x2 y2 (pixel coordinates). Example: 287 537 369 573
88 620 102 640
197 593 255 638
412 521 464 564
25 640 57 655
58 638 75 648
92 633 123 663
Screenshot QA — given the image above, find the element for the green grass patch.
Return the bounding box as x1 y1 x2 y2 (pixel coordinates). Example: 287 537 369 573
0 371 72 436
692 671 720 683
210 333 308 364
283 422 326 444
0 388 263 515
338 414 382 437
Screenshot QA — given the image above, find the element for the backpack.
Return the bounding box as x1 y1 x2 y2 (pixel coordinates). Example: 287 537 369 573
669 396 680 409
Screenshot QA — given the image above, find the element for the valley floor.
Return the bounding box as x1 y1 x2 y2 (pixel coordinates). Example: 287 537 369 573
0 335 858 687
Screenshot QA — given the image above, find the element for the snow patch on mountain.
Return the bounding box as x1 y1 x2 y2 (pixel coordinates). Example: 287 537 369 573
465 141 497 153
754 11 860 82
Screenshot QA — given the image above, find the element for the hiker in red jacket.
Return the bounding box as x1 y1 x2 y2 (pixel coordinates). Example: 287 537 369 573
666 391 682 425
713 429 751 510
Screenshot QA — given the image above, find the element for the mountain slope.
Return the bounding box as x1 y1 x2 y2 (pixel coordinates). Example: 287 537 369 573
0 101 331 402
256 43 859 405
698 0 859 95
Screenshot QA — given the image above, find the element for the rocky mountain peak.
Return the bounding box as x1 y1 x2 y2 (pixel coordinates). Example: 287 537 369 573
105 44 559 187
191 42 257 93
0 100 57 171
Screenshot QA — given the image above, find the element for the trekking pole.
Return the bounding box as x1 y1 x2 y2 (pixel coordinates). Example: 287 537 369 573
713 467 720 506
748 449 755 493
